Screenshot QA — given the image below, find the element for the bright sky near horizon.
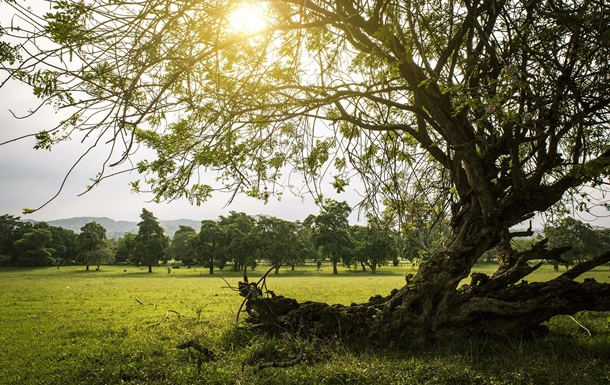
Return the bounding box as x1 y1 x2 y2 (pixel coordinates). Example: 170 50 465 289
0 82 364 224
0 1 347 224
0 83 336 223
2 84 610 228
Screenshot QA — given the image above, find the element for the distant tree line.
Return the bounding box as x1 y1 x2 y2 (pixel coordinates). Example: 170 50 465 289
1 203 609 273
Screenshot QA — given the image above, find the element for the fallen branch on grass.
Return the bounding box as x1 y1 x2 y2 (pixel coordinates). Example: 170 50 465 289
176 340 216 372
567 315 592 336
135 298 156 307
176 340 216 359
150 309 180 327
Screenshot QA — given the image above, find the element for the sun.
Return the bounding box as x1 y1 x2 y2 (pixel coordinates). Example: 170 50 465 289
227 3 268 35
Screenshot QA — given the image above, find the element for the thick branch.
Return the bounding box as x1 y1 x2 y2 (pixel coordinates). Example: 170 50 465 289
452 279 610 336
512 238 571 264
558 251 610 281
468 261 543 295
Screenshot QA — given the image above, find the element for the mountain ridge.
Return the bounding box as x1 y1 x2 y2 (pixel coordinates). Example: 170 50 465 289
26 216 202 238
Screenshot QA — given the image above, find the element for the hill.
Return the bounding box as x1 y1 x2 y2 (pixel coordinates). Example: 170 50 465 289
36 217 201 238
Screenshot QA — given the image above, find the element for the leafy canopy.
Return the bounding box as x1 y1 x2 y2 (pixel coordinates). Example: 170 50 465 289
134 208 169 271
1 0 609 233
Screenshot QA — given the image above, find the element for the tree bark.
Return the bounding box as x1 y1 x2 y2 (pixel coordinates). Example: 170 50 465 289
369 263 377 274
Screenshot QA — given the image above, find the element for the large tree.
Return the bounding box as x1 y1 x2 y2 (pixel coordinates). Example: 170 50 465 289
0 214 29 266
2 0 610 345
305 200 354 274
47 225 78 265
256 216 298 274
168 225 198 265
133 209 169 273
76 221 112 270
13 228 56 267
351 220 396 274
544 217 607 267
197 219 226 274
114 232 137 264
219 212 258 272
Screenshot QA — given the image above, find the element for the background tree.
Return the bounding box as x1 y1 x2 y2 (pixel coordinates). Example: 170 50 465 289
544 218 607 268
287 221 317 271
0 215 28 266
197 219 226 274
597 228 610 252
168 225 198 265
133 209 169 273
306 200 353 275
351 220 396 274
114 232 136 264
76 222 112 271
219 212 258 272
47 225 77 266
256 216 298 274
13 228 55 267
2 0 610 345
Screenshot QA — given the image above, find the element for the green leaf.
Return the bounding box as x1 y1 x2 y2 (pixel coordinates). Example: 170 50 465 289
34 131 53 151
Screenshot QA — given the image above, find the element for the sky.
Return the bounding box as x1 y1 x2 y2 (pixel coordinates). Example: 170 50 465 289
2 83 609 228
1 2 607 228
0 0 346 224
0 80 370 224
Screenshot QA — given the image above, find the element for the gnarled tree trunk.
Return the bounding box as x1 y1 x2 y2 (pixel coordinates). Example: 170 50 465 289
240 214 610 347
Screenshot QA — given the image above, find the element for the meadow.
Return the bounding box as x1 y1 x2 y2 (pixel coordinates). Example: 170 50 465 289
1 264 609 385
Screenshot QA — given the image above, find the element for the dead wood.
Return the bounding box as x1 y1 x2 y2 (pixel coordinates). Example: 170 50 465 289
176 340 216 359
150 309 180 327
239 251 610 346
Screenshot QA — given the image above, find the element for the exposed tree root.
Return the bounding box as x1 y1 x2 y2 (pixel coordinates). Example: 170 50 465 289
239 252 610 347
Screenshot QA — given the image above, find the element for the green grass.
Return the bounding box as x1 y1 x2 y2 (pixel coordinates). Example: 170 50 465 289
0 264 609 384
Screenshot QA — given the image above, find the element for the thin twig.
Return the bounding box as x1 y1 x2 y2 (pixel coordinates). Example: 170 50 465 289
150 309 180 327
567 315 592 336
176 340 215 357
218 276 240 291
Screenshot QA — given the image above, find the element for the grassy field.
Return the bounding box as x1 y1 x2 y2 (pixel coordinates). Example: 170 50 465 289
1 264 609 385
